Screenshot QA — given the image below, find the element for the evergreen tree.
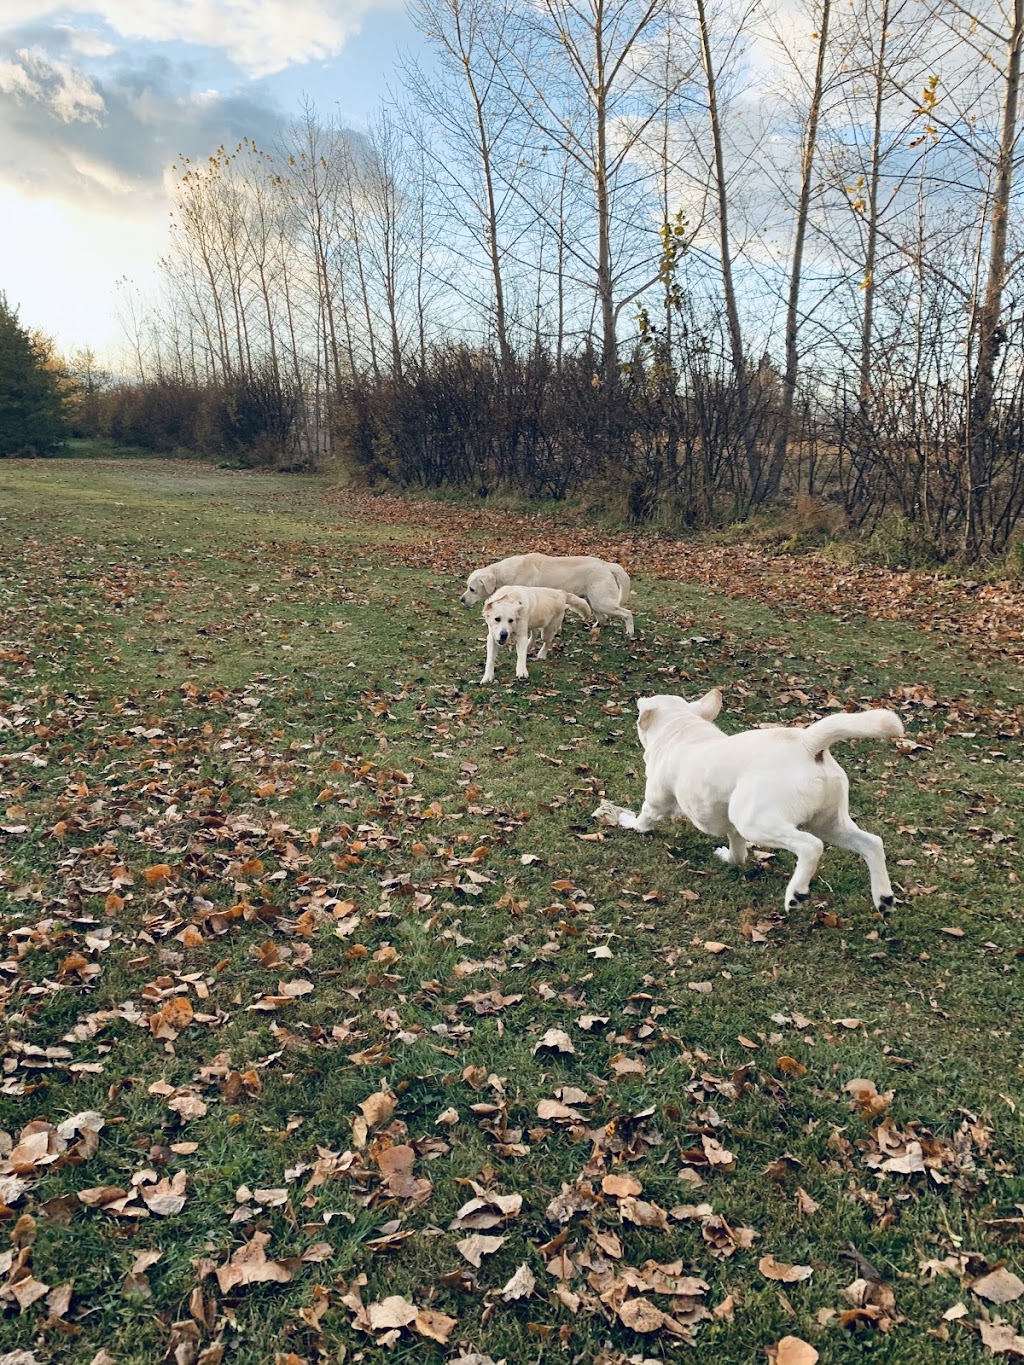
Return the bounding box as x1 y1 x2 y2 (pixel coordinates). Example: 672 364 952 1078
0 294 67 456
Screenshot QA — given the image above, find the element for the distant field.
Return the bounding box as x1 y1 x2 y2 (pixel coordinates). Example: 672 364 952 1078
1 456 1022 1364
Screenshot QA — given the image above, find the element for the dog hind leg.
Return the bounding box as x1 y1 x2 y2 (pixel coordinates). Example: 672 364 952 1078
822 817 894 909
735 819 824 911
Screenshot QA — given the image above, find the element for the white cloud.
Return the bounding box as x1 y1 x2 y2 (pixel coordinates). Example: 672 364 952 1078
1 0 403 77
0 57 43 101
1 47 105 123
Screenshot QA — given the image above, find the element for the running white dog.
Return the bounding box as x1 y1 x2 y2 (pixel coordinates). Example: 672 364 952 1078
596 689 904 911
461 552 633 637
481 586 592 683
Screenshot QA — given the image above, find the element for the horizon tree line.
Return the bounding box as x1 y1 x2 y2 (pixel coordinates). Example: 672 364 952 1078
65 0 1024 560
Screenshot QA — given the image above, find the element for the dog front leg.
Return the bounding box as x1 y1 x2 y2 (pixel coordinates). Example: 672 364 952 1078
515 628 530 679
714 830 748 866
480 636 497 684
618 791 671 833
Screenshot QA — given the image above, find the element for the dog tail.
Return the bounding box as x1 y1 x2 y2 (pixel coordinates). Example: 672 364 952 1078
565 592 594 621
610 563 631 605
802 708 904 756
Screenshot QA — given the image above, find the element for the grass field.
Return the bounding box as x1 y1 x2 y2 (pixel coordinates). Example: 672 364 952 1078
1 456 1022 1365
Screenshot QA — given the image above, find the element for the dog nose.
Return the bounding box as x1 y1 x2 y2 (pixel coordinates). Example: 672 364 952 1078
498 631 508 643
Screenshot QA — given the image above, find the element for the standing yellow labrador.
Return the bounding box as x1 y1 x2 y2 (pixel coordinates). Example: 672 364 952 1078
481 586 592 683
461 552 633 637
596 689 904 912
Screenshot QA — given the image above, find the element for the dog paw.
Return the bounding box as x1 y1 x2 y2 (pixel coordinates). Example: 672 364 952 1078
714 846 732 864
877 894 894 910
785 891 809 909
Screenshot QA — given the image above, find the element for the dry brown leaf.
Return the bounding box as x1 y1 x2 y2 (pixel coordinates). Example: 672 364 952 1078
537 1098 584 1122
702 1134 736 1169
167 1091 207 1121
619 1195 669 1230
500 1263 536 1301
759 1254 813 1283
532 1027 576 1055
358 1091 397 1128
456 1233 506 1268
377 1145 432 1204
608 1053 646 1078
215 1232 293 1293
978 1317 1024 1357
140 1171 187 1216
618 1297 668 1333
844 1077 893 1118
8 1275 50 1310
77 1186 128 1208
44 1281 73 1319
366 1295 418 1331
767 1337 819 1365
601 1173 643 1198
974 1268 1024 1305
796 1187 820 1217
414 1309 457 1343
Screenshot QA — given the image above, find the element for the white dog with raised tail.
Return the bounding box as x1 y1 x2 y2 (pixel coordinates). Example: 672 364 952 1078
597 689 904 912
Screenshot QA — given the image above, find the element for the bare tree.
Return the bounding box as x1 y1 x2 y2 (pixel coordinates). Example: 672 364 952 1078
765 0 833 499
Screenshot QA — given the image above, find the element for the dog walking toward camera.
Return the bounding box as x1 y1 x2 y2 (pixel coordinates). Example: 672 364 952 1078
461 552 634 637
480 586 593 683
595 689 904 912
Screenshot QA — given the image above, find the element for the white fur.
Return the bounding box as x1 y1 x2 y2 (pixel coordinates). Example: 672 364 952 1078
613 689 904 911
460 552 633 637
480 585 592 683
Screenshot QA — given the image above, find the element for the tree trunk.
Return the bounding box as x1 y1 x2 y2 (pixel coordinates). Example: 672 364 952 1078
967 0 1023 556
765 0 832 501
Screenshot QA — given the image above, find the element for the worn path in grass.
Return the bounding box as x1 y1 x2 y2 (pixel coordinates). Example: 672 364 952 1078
1 458 1022 1364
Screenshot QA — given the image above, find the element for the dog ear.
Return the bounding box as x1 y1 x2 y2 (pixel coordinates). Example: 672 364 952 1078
479 569 497 596
691 687 723 721
636 697 657 733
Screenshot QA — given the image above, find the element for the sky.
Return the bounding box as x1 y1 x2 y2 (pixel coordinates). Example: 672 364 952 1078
0 1 422 363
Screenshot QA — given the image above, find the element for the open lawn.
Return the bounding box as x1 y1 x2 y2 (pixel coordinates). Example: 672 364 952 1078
1 457 1022 1365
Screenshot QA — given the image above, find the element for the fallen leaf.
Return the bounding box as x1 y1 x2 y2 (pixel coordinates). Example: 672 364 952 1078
414 1308 457 1343
358 1091 397 1128
796 1187 820 1216
500 1263 536 1301
140 1171 187 1216
215 1232 293 1292
767 1337 819 1365
759 1254 813 1283
602 1173 643 1198
618 1297 668 1332
974 1268 1024 1304
978 1317 1024 1356
532 1027 575 1055
366 1295 418 1331
457 1233 506 1268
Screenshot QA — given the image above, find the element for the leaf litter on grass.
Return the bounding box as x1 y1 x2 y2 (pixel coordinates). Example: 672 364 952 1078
1 458 1023 1363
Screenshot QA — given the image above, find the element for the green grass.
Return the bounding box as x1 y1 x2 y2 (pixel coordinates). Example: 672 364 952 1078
1 457 1022 1364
